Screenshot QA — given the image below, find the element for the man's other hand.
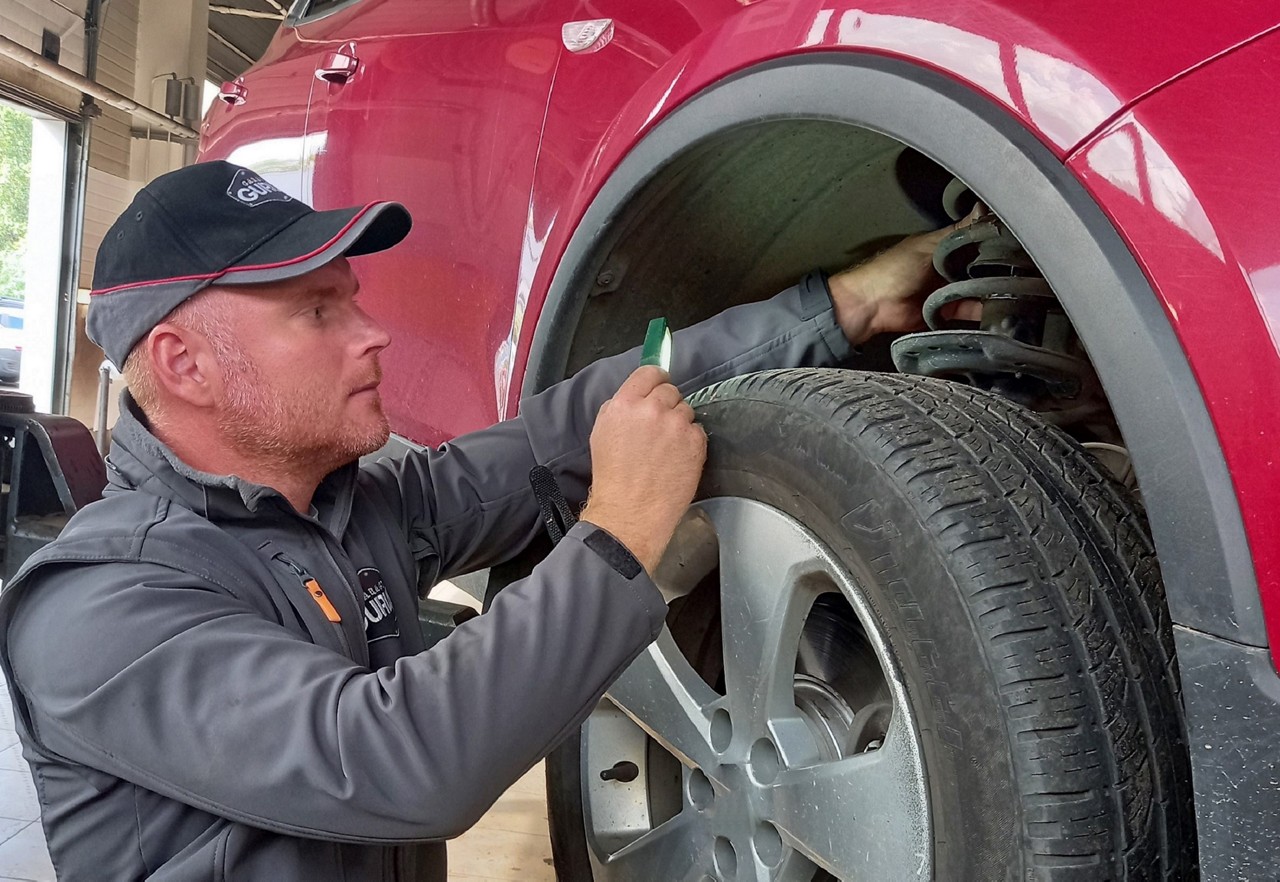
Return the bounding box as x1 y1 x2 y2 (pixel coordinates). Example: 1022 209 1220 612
581 366 707 574
829 206 985 345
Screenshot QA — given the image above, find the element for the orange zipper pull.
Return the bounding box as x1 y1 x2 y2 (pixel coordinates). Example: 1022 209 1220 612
305 578 342 623
275 553 344 625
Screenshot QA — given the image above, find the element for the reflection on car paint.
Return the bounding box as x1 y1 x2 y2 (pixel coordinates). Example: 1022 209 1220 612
1083 119 1224 260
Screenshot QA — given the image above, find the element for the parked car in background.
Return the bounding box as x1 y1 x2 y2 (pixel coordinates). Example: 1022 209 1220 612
0 306 23 385
200 1 1280 877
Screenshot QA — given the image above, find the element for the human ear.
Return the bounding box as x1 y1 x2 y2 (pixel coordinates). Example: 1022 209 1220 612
146 323 221 409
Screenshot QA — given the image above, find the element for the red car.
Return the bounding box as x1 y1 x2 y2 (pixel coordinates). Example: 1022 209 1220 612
201 1 1280 878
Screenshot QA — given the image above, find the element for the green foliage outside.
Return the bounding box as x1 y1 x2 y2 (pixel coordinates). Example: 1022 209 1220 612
0 105 33 303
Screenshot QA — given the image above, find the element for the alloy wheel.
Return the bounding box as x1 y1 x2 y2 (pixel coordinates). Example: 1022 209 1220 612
580 497 931 880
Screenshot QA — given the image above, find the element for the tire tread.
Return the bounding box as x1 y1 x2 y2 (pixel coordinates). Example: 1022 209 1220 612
690 369 1195 879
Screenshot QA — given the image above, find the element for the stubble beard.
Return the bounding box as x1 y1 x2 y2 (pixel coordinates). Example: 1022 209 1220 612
213 342 390 478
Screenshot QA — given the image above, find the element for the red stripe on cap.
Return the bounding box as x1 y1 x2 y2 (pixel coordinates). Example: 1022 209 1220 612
90 203 382 296
90 268 222 297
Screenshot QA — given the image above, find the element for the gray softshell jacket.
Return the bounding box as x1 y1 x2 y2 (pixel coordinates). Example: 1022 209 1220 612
0 279 852 881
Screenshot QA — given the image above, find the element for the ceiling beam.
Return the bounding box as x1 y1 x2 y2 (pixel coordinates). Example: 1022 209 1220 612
0 34 198 139
208 27 256 66
209 5 284 19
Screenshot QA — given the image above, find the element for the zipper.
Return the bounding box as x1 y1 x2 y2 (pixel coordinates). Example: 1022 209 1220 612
273 551 350 656
315 532 373 668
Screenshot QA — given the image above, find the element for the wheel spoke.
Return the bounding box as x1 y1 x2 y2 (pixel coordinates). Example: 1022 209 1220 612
586 498 931 882
705 499 824 740
606 627 722 771
765 721 930 878
597 808 715 882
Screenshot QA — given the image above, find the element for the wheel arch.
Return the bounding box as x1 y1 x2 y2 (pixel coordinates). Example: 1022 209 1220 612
520 52 1260 647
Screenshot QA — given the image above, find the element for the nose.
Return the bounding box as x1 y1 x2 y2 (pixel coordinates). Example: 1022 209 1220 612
353 303 392 355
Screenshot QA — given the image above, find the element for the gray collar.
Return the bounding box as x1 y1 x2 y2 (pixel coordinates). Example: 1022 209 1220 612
104 392 357 536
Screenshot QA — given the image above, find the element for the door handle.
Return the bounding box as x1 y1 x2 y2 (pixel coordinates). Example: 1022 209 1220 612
316 48 359 84
217 80 248 105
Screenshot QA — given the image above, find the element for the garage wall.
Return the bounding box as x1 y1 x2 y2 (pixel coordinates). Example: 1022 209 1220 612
78 0 143 291
5 0 206 294
90 0 139 180
3 0 143 292
4 0 212 422
129 0 207 182
69 0 209 294
79 166 140 294
0 0 87 115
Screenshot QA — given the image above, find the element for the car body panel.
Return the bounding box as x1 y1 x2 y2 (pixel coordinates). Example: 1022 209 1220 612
206 0 570 440
198 0 1280 641
200 32 314 194
509 0 1279 415
201 0 1277 444
1174 624 1280 878
296 0 568 440
1070 29 1280 651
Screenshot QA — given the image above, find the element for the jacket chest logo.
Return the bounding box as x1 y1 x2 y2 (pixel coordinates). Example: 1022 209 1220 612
358 567 399 643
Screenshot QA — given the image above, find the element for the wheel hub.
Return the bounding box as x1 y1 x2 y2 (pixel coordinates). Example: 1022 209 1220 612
583 497 930 880
683 676 882 876
684 756 792 875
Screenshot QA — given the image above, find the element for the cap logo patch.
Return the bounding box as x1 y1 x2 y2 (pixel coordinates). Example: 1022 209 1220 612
227 168 293 208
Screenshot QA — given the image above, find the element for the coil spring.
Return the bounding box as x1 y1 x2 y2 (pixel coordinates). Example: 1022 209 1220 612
889 207 1104 427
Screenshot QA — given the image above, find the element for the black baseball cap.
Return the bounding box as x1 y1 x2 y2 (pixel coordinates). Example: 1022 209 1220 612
87 160 412 368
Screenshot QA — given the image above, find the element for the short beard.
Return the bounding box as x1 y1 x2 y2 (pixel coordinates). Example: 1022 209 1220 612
211 334 389 478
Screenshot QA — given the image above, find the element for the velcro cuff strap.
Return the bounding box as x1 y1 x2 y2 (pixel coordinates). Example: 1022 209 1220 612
797 269 834 319
582 527 643 580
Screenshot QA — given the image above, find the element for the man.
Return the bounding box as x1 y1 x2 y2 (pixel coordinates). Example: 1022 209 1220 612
0 162 966 880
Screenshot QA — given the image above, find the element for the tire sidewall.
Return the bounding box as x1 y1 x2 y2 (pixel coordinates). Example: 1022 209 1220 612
550 390 1025 879
694 393 1020 879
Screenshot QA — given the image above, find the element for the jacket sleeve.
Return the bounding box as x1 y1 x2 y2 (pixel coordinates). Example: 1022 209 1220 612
4 521 666 843
362 278 854 579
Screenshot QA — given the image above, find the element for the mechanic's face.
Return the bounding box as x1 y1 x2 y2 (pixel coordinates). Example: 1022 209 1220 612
208 257 391 473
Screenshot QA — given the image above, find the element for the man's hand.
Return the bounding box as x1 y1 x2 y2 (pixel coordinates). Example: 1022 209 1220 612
580 366 707 575
829 206 984 345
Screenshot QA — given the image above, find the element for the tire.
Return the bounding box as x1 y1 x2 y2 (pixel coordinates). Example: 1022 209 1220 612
548 368 1195 880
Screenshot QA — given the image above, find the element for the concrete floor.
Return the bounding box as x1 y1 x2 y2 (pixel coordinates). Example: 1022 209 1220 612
0 673 556 882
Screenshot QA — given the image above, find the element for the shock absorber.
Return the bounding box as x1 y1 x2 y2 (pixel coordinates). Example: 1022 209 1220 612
890 194 1104 428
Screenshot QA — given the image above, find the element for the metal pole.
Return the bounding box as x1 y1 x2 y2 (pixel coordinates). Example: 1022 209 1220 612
94 360 113 454
0 35 198 141
209 5 284 19
53 0 102 415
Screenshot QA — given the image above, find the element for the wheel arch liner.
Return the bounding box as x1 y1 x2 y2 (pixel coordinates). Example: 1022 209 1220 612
522 52 1262 651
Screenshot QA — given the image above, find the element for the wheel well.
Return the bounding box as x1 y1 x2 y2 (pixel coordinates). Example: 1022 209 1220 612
562 121 931 374
523 53 1259 645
